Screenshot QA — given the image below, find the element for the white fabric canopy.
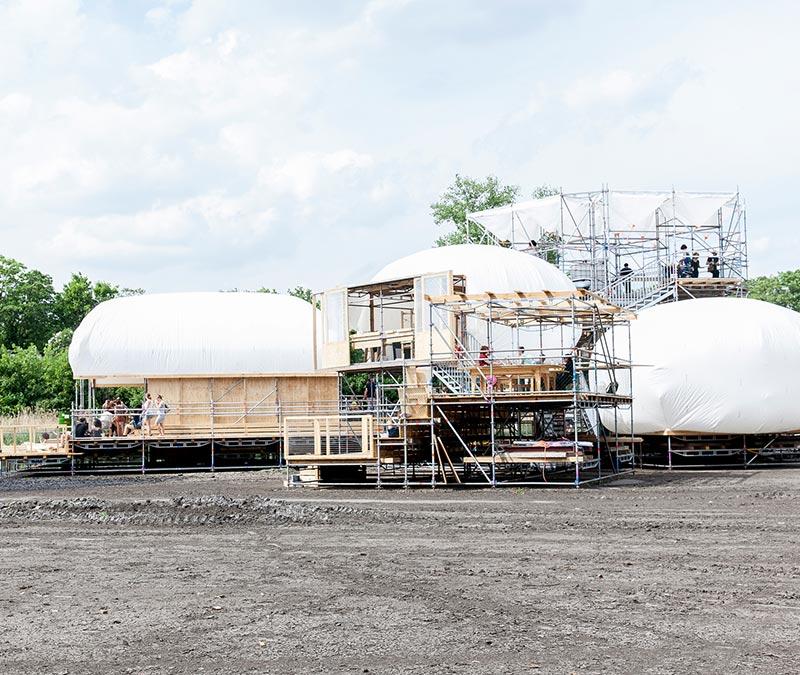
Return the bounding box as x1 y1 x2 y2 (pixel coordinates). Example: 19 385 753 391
370 243 576 293
468 191 738 244
467 196 564 244
607 191 671 233
597 298 800 435
69 292 319 380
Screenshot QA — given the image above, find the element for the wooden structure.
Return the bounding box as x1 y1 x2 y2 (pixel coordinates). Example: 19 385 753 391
69 373 338 471
288 274 638 487
0 424 77 474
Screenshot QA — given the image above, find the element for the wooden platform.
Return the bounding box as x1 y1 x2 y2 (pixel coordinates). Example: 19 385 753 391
431 391 632 406
677 277 744 299
285 452 396 465
464 451 585 465
1 448 79 459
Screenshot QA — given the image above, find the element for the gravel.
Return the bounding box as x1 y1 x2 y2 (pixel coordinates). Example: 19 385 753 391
0 469 798 674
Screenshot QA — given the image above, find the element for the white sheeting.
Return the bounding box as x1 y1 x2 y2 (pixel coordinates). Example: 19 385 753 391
69 292 319 379
370 244 576 293
597 298 800 435
466 196 564 245
468 191 738 244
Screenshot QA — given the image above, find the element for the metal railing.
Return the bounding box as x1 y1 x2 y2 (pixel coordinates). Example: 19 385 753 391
69 400 345 440
598 261 676 311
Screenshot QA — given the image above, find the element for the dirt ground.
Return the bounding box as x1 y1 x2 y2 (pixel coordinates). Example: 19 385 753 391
0 469 798 674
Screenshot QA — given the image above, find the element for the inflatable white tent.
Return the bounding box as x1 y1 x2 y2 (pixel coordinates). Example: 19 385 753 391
370 243 575 293
597 298 800 435
69 292 319 384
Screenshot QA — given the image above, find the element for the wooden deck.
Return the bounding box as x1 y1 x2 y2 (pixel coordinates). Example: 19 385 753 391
677 277 744 299
431 390 633 407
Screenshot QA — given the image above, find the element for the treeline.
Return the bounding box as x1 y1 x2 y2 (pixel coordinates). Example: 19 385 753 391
747 270 800 312
0 255 143 415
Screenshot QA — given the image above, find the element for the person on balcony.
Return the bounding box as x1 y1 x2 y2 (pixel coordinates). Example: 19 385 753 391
363 374 378 413
677 246 692 278
154 395 169 437
691 252 700 278
74 417 89 438
707 251 720 278
141 393 154 434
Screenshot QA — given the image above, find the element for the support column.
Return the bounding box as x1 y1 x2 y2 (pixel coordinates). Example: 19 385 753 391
488 300 496 488
667 435 673 470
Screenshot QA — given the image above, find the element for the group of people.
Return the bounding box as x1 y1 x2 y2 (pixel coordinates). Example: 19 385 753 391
139 393 170 436
617 247 721 292
677 245 720 278
73 393 170 438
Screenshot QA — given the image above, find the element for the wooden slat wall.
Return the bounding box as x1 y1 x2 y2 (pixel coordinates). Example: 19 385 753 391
143 375 337 436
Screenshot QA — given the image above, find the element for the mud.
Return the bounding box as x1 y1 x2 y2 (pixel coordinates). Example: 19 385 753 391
1 469 798 674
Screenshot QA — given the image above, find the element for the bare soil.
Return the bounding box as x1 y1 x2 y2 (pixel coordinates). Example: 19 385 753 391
0 469 798 674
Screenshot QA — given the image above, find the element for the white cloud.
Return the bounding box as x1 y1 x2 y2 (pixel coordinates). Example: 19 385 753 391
259 150 374 200
563 69 638 108
0 92 32 117
750 236 770 255
145 6 172 26
0 0 798 295
52 193 277 262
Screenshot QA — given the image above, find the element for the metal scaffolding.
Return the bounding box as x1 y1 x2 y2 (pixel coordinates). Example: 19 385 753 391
296 275 638 487
467 187 748 311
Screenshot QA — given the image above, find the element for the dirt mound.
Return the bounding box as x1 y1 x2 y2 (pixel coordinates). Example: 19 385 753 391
0 495 390 527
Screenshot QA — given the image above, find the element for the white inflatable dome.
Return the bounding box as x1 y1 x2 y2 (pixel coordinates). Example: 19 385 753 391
69 292 318 382
370 244 576 292
598 298 800 435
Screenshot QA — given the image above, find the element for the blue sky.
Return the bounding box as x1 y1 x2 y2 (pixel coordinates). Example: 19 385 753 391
1 0 798 292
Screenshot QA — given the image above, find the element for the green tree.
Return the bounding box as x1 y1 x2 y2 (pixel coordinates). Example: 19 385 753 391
40 342 75 412
748 270 800 312
431 174 519 246
259 286 318 307
55 273 143 331
0 257 144 414
0 256 57 349
55 273 96 331
532 184 559 200
287 286 315 304
0 345 47 414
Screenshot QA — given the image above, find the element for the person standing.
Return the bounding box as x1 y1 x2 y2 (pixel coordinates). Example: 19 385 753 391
74 417 89 438
363 375 378 413
619 263 634 295
141 393 153 434
676 244 689 278
154 395 169 437
707 251 720 278
691 252 700 278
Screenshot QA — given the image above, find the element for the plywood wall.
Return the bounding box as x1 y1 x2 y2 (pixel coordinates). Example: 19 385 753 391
145 375 338 435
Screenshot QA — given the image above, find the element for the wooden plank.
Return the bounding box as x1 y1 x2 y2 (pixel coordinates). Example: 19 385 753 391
464 453 585 464
437 436 461 484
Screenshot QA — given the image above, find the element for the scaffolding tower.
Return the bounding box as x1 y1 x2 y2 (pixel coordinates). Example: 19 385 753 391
467 187 748 311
